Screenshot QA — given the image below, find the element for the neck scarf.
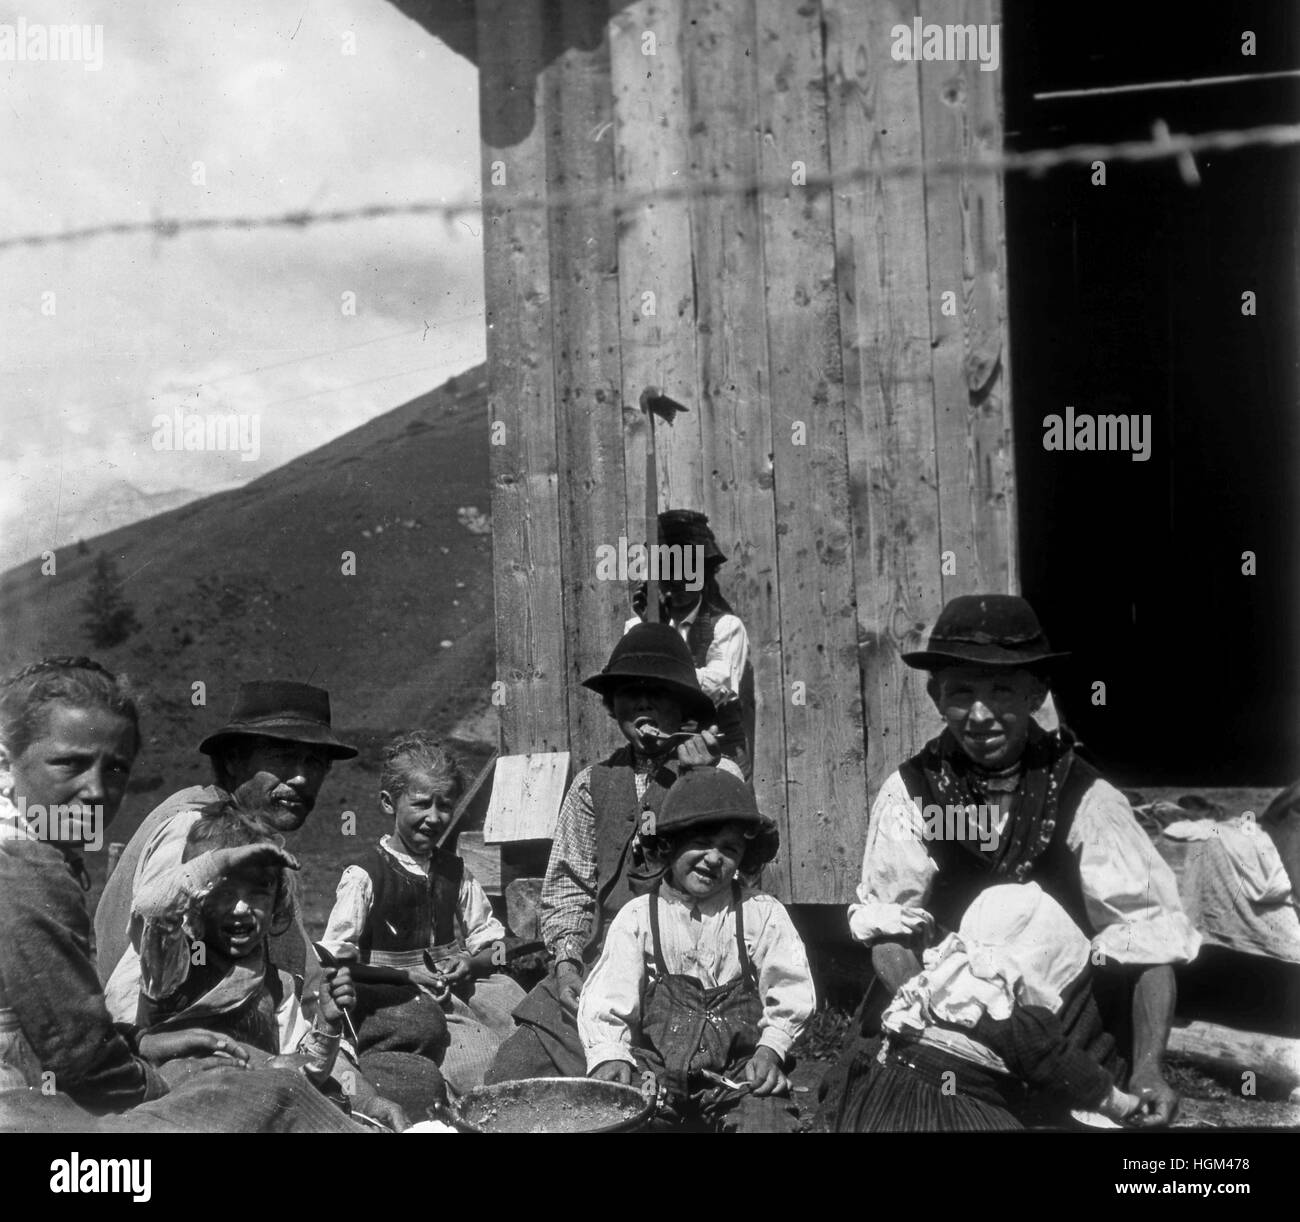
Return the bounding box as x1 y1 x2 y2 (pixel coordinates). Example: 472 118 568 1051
915 722 1078 881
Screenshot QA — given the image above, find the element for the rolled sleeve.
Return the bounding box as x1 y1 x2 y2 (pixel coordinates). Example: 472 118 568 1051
848 771 937 944
749 895 815 1060
577 902 645 1070
1070 780 1202 966
697 614 748 706
320 866 373 959
459 868 506 954
540 767 600 964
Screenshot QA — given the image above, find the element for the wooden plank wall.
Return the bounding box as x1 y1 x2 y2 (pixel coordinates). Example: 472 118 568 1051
483 0 1015 903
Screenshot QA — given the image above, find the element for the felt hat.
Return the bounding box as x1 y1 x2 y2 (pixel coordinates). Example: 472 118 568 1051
198 680 358 760
655 768 779 866
902 594 1069 672
582 623 716 725
656 509 726 566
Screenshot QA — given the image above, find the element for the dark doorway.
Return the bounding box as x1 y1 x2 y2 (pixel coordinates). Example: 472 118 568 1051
1003 1 1300 784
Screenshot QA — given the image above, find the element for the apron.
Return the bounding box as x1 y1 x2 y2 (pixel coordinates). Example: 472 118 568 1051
634 881 762 1120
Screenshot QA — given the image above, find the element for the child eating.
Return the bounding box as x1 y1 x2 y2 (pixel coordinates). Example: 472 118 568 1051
578 768 815 1131
832 882 1149 1131
321 731 525 1095
133 793 359 1094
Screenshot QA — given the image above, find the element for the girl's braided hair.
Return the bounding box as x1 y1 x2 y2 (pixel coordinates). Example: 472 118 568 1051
0 656 141 758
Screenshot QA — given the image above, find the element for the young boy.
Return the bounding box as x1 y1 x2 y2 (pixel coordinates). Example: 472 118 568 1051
578 768 814 1131
486 622 744 1083
321 731 525 1095
627 509 753 779
133 795 358 1093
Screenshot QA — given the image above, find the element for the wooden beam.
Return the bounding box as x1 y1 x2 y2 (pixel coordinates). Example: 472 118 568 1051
684 0 789 895
479 0 570 755
919 0 1015 600
611 1 706 551
546 4 629 770
826 0 946 805
1168 1020 1300 1097
756 0 867 903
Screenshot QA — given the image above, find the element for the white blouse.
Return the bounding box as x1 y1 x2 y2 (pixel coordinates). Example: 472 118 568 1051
849 769 1202 966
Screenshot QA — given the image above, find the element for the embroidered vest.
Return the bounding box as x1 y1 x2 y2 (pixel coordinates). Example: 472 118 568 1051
899 749 1100 938
349 842 462 960
586 749 681 959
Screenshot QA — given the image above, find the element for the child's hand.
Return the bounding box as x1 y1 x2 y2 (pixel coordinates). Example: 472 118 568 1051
138 1029 251 1067
318 965 356 1030
407 964 451 1002
211 843 300 875
1097 1084 1143 1124
743 1046 789 1097
591 1060 633 1085
675 728 722 769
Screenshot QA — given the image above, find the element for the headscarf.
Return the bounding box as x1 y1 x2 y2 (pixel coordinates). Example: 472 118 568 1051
882 882 1090 1035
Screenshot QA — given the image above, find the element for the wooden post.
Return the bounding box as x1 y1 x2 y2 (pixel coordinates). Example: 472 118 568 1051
478 0 569 755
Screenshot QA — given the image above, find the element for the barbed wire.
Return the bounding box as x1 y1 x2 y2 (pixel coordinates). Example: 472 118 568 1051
2 121 1297 254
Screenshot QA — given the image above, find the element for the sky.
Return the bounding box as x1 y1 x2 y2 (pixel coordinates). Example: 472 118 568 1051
0 0 484 571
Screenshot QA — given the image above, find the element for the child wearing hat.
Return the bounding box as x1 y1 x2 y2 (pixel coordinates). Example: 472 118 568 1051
833 883 1146 1131
822 594 1199 1128
485 623 744 1084
626 509 754 780
321 731 525 1096
579 768 814 1131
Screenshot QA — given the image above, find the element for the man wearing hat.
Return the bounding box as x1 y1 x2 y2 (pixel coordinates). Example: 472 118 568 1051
486 623 744 1083
94 683 412 1127
825 595 1200 1128
627 509 754 780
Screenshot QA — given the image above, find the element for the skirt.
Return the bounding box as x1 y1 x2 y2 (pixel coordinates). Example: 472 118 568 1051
833 1040 1023 1133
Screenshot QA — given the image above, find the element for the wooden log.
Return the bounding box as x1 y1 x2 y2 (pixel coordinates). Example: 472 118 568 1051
545 6 628 770
825 0 946 804
1168 1020 1300 1096
479 0 570 755
919 0 1016 599
611 0 705 549
755 0 867 903
684 0 789 895
505 877 545 942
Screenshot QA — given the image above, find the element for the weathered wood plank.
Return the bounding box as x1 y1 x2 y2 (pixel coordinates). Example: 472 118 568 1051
825 0 946 807
684 0 789 897
479 0 569 755
919 0 1014 599
1168 1020 1300 1096
611 1 705 561
545 6 628 769
457 830 503 895
483 751 572 842
755 0 866 904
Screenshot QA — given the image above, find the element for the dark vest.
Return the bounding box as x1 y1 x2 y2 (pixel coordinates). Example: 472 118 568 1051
899 749 1101 939
348 842 463 959
586 749 681 959
139 957 286 1055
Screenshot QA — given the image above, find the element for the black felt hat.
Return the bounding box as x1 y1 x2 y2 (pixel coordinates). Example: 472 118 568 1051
655 768 780 867
902 594 1070 672
198 681 358 760
582 623 716 725
656 510 726 566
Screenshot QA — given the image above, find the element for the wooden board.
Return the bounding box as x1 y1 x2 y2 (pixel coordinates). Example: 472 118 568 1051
919 0 1015 600
825 0 946 805
611 1 706 552
683 0 789 895
457 830 503 895
756 0 867 902
483 751 572 843
545 10 628 770
479 0 570 755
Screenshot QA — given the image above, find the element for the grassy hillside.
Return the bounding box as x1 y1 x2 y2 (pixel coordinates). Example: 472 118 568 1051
0 366 496 925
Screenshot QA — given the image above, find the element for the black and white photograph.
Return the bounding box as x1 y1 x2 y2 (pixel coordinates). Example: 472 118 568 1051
0 0 1297 1187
